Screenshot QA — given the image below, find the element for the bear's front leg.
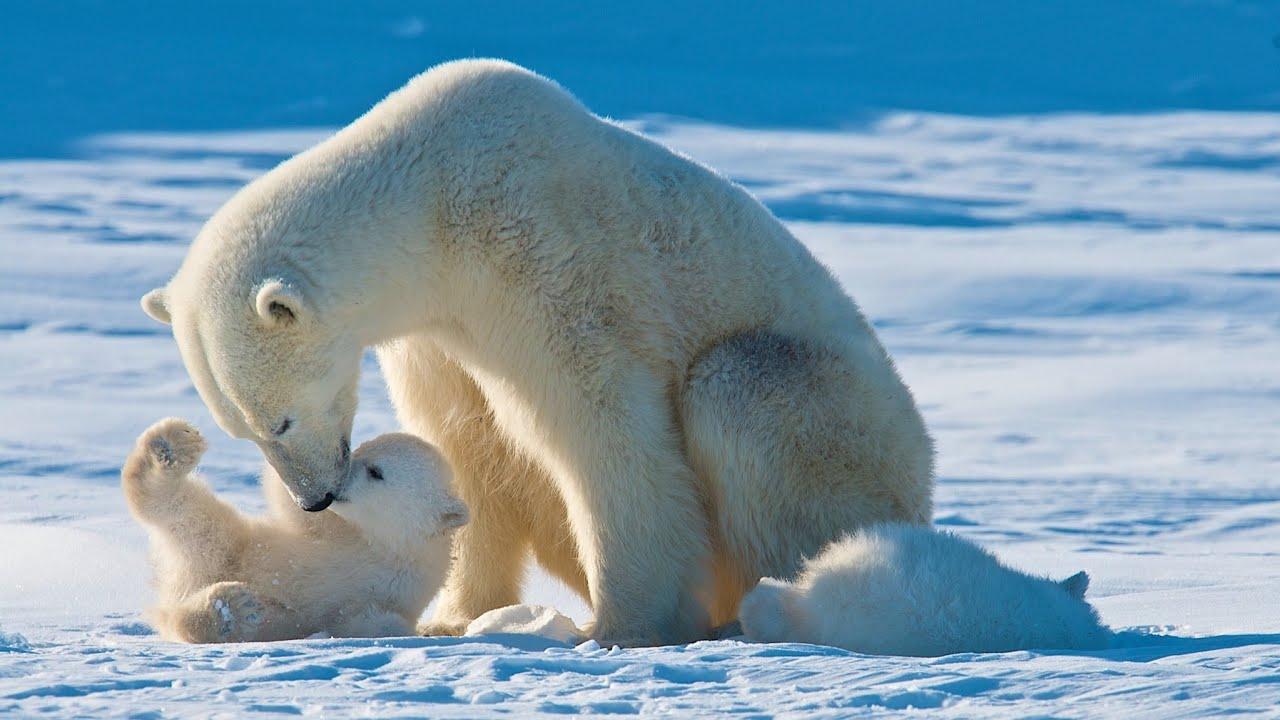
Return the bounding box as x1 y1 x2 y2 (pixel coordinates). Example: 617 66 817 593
123 418 249 586
121 417 209 524
379 339 536 636
420 486 529 637
546 370 713 647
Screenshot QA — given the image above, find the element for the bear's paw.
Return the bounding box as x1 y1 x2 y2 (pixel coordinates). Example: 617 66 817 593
205 582 265 642
140 418 208 475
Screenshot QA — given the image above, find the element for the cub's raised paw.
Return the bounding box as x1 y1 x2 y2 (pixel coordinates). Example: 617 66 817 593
206 582 265 642
140 417 207 475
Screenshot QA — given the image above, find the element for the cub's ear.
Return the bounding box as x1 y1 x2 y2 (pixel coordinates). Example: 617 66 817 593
254 280 305 327
140 288 172 325
1060 571 1090 600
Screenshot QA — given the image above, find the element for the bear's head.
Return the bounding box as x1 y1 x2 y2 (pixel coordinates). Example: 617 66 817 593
143 266 363 512
137 149 441 512
329 432 468 552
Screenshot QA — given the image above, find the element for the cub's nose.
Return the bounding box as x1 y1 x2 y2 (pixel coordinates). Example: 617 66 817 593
302 492 336 513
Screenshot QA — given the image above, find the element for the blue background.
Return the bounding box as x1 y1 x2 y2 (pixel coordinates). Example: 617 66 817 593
4 1 1279 157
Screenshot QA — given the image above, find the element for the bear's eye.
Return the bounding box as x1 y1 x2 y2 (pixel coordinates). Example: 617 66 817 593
367 465 384 481
272 418 292 437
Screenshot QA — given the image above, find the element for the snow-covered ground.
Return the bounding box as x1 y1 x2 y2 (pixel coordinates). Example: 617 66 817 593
2 112 1279 716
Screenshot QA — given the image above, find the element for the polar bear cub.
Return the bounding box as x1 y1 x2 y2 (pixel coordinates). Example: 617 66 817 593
122 418 467 643
739 523 1110 656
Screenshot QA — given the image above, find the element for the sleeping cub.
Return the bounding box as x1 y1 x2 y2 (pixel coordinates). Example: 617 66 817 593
739 523 1110 656
122 418 467 642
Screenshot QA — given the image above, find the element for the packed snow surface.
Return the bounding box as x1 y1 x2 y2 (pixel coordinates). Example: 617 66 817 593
2 112 1279 716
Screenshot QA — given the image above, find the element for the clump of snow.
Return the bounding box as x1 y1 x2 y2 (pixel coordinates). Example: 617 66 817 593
465 604 586 645
0 628 30 652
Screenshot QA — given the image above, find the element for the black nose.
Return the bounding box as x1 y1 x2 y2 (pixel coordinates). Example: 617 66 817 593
302 492 335 512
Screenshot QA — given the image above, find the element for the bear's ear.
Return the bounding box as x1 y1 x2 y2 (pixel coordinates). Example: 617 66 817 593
1060 571 1090 600
254 280 305 327
140 288 172 325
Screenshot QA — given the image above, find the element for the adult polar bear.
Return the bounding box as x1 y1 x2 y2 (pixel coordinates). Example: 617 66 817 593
140 59 934 646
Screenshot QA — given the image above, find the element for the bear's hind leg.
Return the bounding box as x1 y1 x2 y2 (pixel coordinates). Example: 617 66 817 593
161 581 266 643
680 331 934 620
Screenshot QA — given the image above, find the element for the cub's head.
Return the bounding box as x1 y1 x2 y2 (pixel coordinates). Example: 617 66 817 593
327 433 468 551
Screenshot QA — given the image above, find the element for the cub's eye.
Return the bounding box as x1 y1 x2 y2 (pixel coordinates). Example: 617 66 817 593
272 418 292 437
367 465 384 481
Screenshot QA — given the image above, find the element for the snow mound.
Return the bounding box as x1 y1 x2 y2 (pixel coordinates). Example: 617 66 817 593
465 604 586 645
0 629 30 653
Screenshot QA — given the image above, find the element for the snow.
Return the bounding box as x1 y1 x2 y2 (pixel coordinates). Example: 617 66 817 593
465 605 586 646
2 110 1278 716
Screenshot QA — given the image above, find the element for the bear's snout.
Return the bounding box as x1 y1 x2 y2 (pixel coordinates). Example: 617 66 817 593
260 439 350 512
302 492 336 513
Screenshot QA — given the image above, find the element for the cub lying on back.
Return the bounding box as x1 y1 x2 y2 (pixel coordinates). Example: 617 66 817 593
739 523 1111 656
122 418 467 643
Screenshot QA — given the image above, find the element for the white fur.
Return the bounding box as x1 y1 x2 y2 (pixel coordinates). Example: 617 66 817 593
739 524 1111 656
121 418 467 643
140 59 934 645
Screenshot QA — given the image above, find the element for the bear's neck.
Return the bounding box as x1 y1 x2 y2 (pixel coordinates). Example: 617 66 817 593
363 526 448 572
244 123 457 347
